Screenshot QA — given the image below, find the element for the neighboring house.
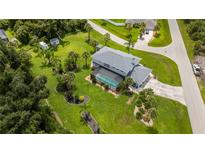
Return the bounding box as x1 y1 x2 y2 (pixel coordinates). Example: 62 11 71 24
125 19 157 33
39 41 49 50
50 38 60 47
0 29 9 43
92 46 152 90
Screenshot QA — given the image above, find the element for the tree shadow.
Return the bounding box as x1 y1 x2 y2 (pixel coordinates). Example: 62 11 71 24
146 127 159 134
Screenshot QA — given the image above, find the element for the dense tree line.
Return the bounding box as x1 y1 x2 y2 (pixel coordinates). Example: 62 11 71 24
0 41 65 133
0 19 87 45
184 19 205 55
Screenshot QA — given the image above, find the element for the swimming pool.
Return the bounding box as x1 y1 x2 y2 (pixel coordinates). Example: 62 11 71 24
96 74 120 90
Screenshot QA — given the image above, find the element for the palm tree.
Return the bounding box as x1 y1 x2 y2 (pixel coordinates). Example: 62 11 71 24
68 51 80 65
126 23 133 35
82 51 90 68
124 34 134 54
84 23 93 42
139 22 146 39
124 77 134 89
104 33 110 46
154 22 160 31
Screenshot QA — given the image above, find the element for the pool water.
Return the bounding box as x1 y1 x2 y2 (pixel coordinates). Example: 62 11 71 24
96 74 119 90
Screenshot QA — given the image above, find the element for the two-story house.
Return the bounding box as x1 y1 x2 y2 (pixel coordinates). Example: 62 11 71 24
92 46 152 90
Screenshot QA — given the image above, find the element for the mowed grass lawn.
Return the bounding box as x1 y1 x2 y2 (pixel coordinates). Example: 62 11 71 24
177 20 195 61
110 19 125 23
91 19 139 42
177 20 205 103
30 31 191 133
148 19 172 47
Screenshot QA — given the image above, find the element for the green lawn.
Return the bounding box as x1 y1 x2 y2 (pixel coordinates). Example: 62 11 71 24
198 80 205 103
177 20 205 103
177 20 195 61
5 29 14 40
148 19 172 47
91 19 139 42
30 31 191 133
91 30 181 86
110 19 125 23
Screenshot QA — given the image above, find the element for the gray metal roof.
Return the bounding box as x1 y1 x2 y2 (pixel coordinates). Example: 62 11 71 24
125 19 156 30
92 46 141 74
130 65 152 86
0 29 8 40
50 38 59 46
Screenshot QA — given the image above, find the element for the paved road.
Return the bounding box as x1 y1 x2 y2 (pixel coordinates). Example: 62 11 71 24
89 19 205 133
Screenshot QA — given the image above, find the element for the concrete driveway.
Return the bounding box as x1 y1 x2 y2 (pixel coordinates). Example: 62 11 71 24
136 31 154 45
145 77 185 105
88 19 205 133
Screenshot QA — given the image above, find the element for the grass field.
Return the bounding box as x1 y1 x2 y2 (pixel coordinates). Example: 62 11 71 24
91 19 139 42
177 20 205 103
148 19 172 47
110 19 125 23
177 20 195 61
30 31 191 133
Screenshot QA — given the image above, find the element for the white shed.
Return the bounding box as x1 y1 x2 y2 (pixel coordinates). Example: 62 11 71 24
39 41 49 50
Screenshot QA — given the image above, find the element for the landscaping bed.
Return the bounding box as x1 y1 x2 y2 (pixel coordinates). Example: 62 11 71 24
66 95 89 105
81 111 100 134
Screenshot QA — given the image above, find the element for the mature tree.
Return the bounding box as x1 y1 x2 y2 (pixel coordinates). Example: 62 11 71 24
56 73 76 101
15 25 30 44
193 41 205 55
68 51 80 64
0 43 64 133
65 51 80 71
82 51 90 68
84 23 93 42
0 20 9 29
124 34 134 54
103 33 110 46
37 47 55 66
5 19 87 45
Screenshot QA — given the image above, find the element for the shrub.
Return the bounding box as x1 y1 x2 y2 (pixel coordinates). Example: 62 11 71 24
154 32 160 38
79 96 85 102
100 82 105 87
92 77 97 84
133 23 140 28
104 84 109 91
139 108 145 114
136 112 142 120
74 94 79 102
101 22 107 26
142 115 151 122
64 91 73 101
136 101 142 107
122 89 133 96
